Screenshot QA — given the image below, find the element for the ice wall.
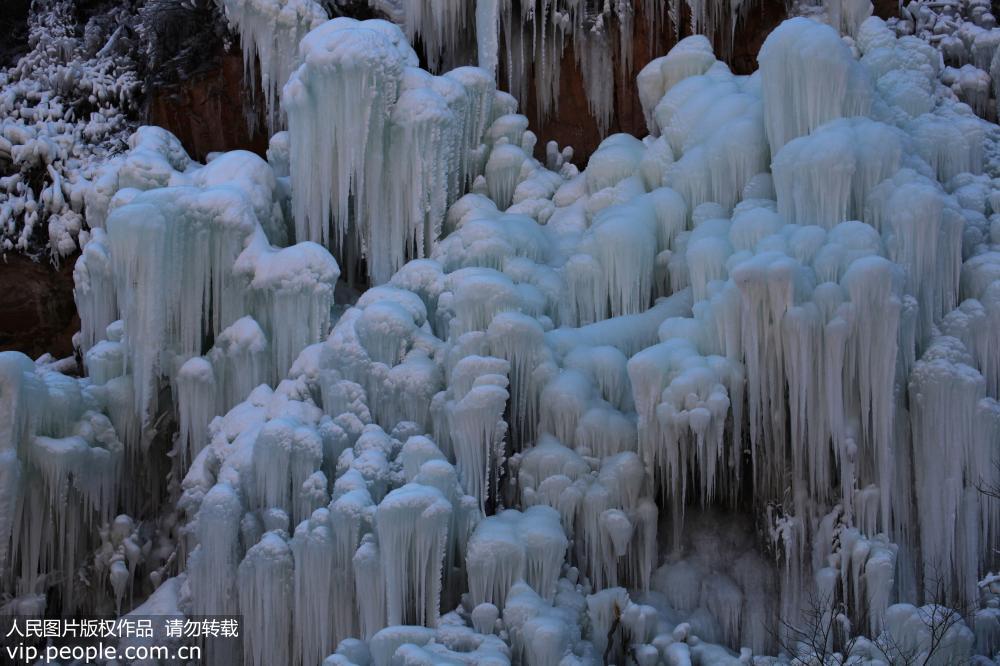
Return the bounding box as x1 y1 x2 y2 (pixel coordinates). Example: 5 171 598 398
8 7 1000 666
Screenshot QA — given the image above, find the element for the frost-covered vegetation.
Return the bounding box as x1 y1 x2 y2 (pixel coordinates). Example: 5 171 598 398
3 1 1000 665
0 0 141 258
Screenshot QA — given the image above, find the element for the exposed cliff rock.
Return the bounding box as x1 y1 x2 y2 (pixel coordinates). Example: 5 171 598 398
148 53 267 162
0 253 78 359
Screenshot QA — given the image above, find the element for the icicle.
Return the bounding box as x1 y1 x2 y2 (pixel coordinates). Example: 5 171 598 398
379 87 455 283
239 531 294 666
328 487 373 641
467 506 566 608
189 483 243 616
353 533 386 640
291 509 337 666
236 229 339 378
758 18 873 157
476 0 501 76
637 36 716 136
220 0 328 131
175 357 216 472
484 143 527 210
284 19 406 252
909 336 994 608
73 229 117 353
208 316 271 411
375 483 452 626
824 0 873 37
772 118 904 229
444 355 509 512
401 0 473 72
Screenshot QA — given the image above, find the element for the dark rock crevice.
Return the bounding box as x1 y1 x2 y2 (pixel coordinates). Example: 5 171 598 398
0 254 79 359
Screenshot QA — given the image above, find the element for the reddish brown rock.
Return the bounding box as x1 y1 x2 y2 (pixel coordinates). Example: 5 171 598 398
148 53 268 162
873 0 901 20
0 254 79 360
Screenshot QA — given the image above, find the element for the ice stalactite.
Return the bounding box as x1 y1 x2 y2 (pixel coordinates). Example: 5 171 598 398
175 357 216 472
290 508 336 666
909 336 1000 608
235 231 339 378
250 416 323 527
353 534 386 641
285 18 502 284
188 483 243 616
576 26 616 137
218 0 328 131
463 0 760 138
475 0 501 76
328 488 374 641
759 18 873 157
446 66 498 191
654 66 769 214
211 317 271 407
442 355 510 512
284 18 410 254
177 323 484 653
376 483 452 627
772 118 905 230
636 36 715 136
823 0 873 37
401 0 474 73
867 170 965 341
328 291 444 432
628 337 736 519
878 604 976 665
485 143 529 210
0 446 19 572
0 352 132 615
467 505 567 608
73 228 117 354
486 312 547 450
517 437 658 596
379 86 455 283
239 530 294 666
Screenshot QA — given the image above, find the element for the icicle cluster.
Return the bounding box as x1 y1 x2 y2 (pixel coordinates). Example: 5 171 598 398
13 7 1000 666
217 0 328 131
284 18 501 284
74 127 339 432
883 0 1000 120
0 351 159 616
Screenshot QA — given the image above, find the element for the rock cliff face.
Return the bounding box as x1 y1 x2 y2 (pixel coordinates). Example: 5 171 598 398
148 53 268 162
0 254 79 360
0 0 30 67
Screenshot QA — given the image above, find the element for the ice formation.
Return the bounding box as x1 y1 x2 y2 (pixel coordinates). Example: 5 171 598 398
7 3 1000 666
217 0 328 132
884 0 1000 120
283 18 507 284
0 1 141 257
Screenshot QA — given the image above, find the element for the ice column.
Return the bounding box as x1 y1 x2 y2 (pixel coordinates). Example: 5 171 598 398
375 483 452 626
